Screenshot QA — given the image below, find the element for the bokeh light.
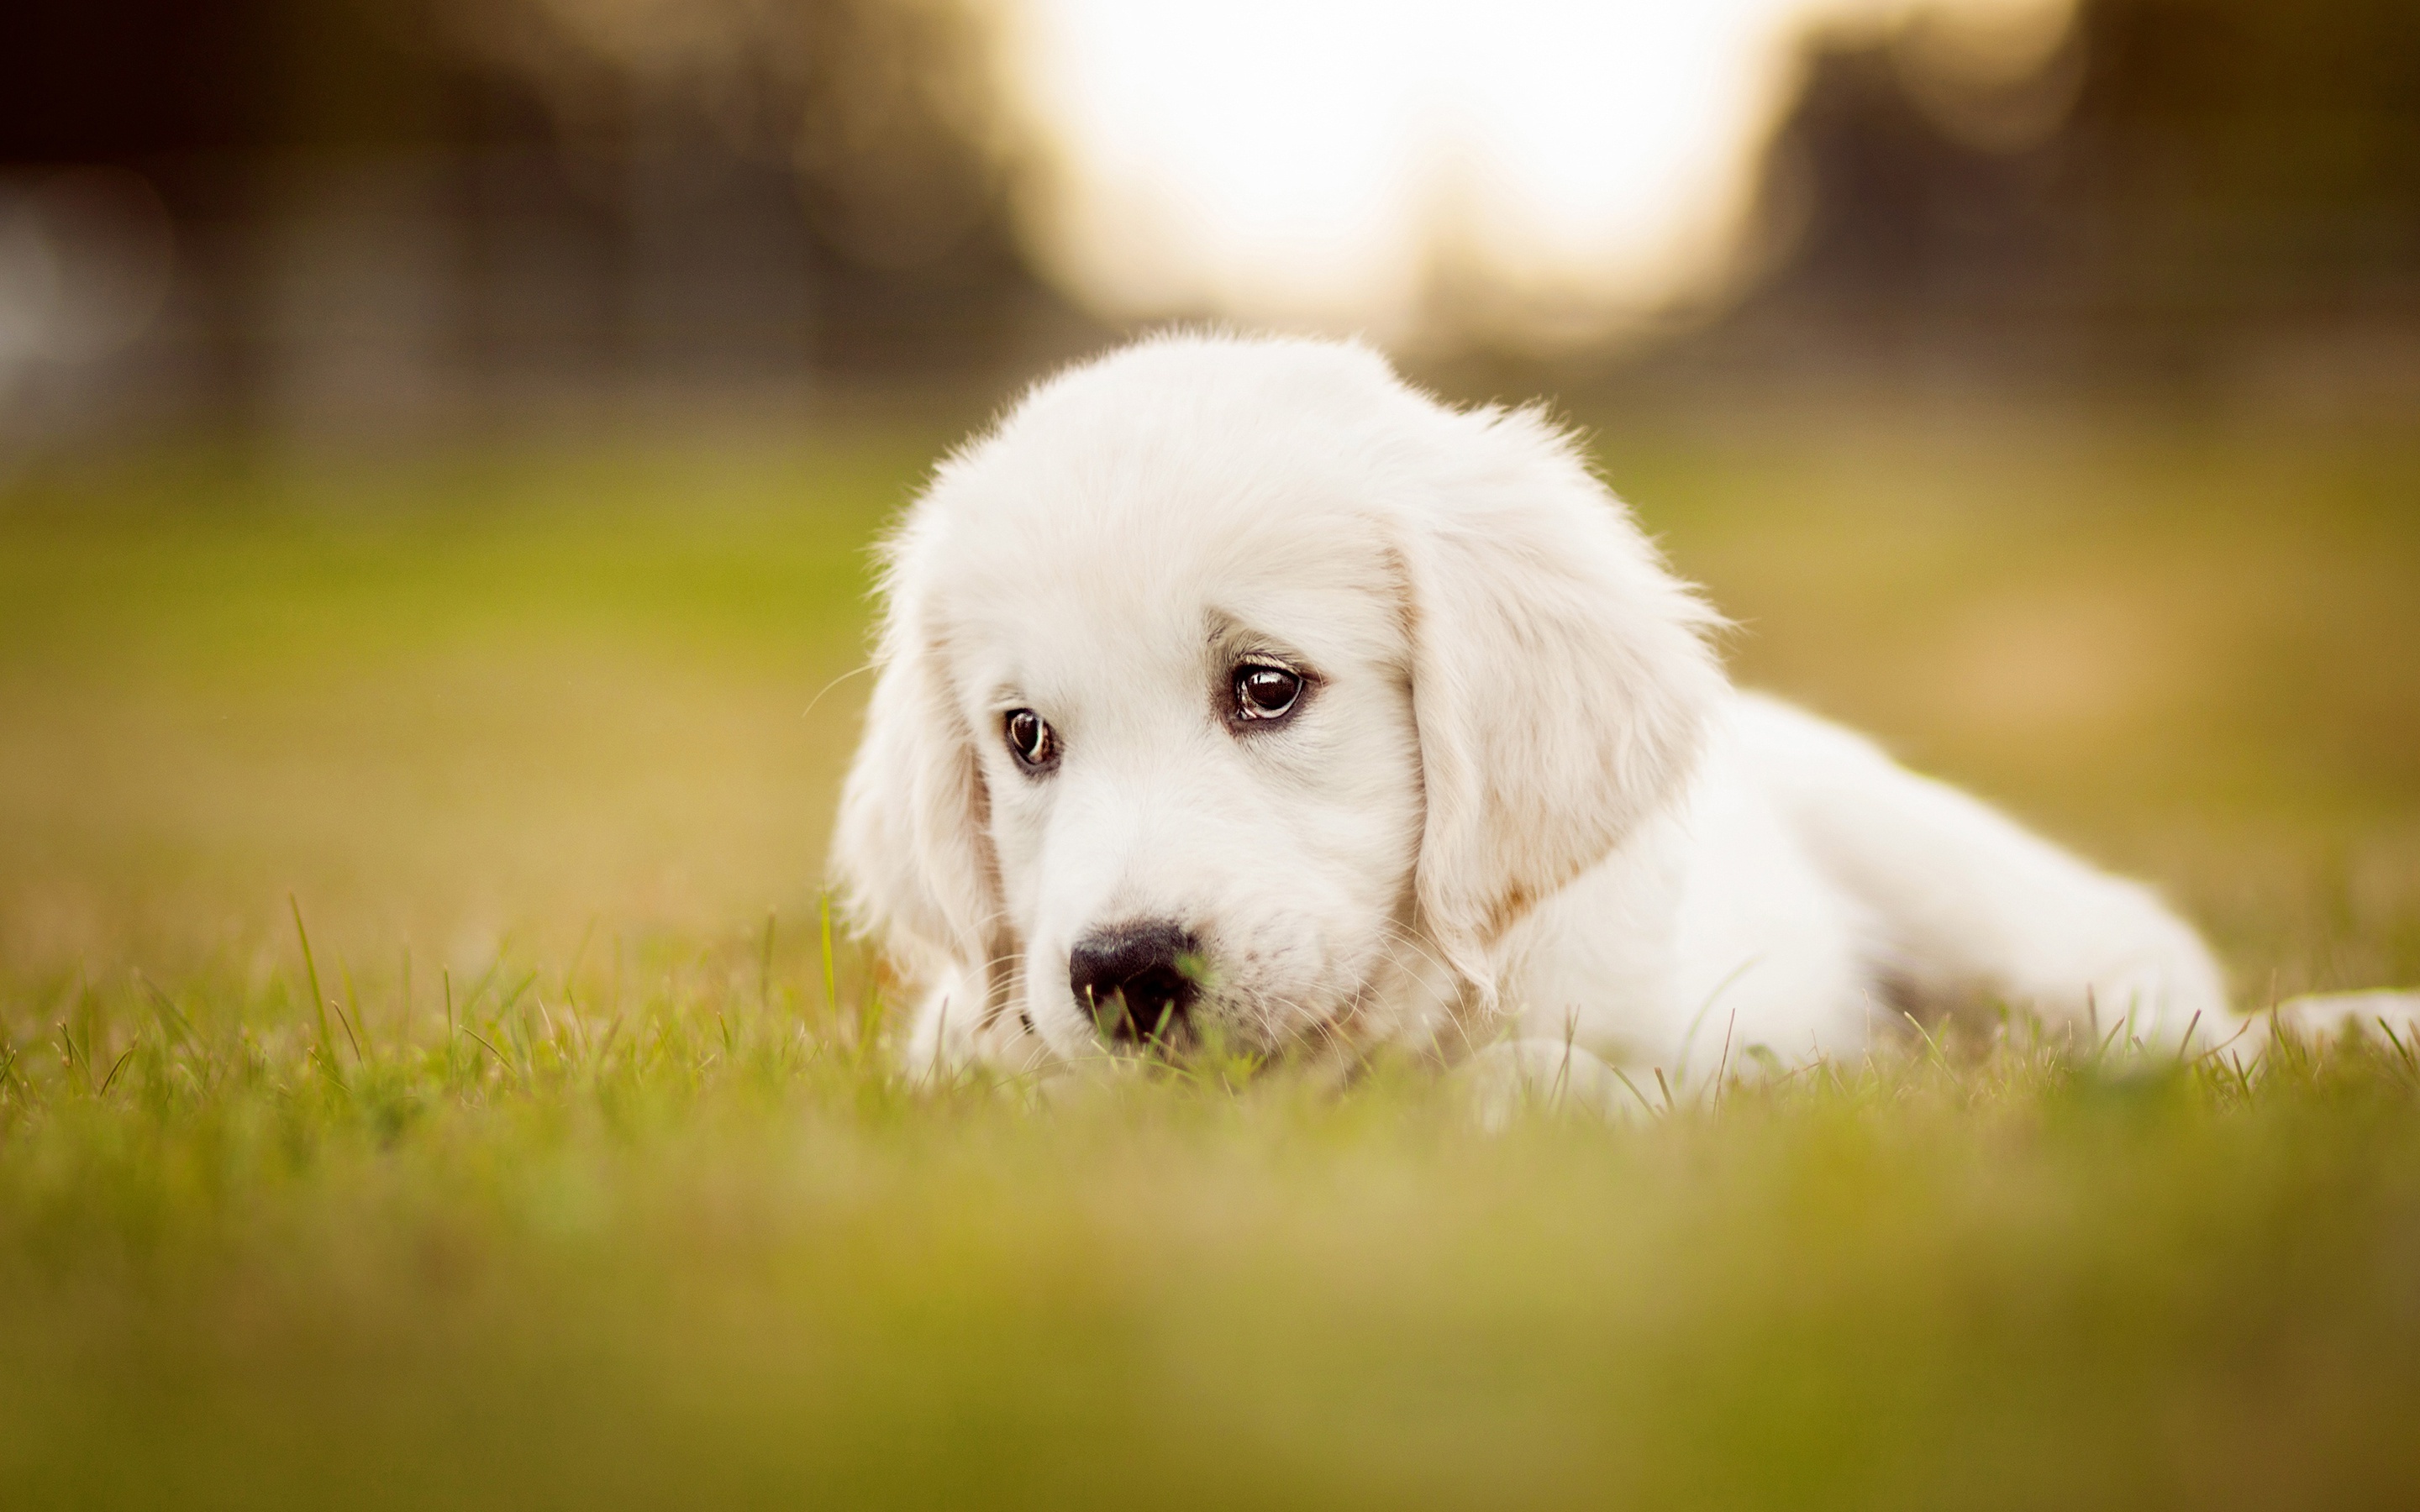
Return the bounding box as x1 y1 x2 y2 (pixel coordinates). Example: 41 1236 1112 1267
1006 0 2074 340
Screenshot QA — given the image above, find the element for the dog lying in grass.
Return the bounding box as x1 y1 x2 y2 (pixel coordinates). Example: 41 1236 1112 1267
834 333 2416 1094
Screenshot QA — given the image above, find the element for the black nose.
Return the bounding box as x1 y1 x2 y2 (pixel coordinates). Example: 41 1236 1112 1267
1069 921 1202 1045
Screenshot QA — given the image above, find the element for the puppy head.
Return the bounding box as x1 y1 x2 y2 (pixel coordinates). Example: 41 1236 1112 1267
833 333 1723 1062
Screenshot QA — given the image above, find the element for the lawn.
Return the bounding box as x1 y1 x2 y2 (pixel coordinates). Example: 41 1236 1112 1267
3 396 2417 1508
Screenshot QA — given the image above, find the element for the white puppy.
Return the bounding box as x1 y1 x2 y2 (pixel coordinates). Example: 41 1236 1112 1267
834 333 2407 1091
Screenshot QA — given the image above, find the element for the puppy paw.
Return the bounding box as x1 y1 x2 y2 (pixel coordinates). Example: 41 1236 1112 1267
1452 1038 1644 1131
2268 990 2420 1058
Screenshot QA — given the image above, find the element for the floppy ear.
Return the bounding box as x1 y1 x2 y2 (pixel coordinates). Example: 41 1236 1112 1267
1398 406 1727 995
829 526 1002 986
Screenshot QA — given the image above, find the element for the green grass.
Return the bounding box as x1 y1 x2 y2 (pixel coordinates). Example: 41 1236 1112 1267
3 404 2417 1507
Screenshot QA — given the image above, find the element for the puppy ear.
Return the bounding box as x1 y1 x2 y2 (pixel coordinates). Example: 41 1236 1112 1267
1399 406 1727 995
830 531 1002 985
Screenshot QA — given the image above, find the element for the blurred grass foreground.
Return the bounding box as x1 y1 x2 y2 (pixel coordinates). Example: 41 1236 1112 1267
4 402 2420 1509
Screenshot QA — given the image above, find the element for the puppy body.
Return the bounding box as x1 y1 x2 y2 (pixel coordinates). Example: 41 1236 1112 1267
835 333 2314 1089
1491 693 2231 1085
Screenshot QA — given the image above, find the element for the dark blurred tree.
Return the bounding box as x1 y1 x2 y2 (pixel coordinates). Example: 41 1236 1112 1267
443 0 1028 285
1728 0 2420 376
1 0 1028 273
0 1 540 180
2065 0 2420 315
3 0 1057 405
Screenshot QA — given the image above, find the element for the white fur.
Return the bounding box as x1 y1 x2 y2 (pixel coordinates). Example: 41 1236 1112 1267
833 333 2412 1089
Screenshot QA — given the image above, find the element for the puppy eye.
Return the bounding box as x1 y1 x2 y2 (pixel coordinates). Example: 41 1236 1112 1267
1233 664 1302 721
1003 708 1057 769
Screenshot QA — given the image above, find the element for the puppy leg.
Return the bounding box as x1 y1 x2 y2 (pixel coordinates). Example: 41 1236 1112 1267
898 962 1044 1082
2262 991 2420 1061
900 980 974 1081
1453 1038 1649 1128
1738 696 2230 1053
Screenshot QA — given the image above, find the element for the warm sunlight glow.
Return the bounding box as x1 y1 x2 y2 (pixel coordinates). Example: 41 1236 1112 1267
1001 0 2072 344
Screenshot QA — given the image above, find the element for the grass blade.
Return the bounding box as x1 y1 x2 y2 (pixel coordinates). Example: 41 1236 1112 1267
289 895 336 1072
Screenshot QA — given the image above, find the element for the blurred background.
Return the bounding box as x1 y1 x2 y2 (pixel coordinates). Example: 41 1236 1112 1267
6 0 2417 433
3 0 2416 990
